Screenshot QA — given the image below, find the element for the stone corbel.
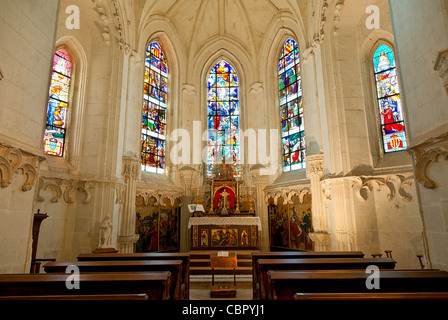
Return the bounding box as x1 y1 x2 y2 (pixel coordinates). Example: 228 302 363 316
0 144 43 191
410 133 448 189
434 47 448 94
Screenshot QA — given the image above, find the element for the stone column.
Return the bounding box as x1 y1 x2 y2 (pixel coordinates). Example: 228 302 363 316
306 154 331 251
117 156 141 253
251 168 270 251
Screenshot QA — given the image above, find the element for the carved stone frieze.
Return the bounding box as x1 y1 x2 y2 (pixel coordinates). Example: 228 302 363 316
0 144 44 192
36 177 95 204
351 174 414 202
264 185 311 206
136 189 182 207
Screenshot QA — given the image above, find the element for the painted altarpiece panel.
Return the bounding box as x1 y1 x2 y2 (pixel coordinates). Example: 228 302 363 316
135 195 180 253
268 194 313 251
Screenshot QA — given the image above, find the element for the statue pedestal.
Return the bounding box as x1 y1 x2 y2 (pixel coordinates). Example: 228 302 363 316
92 247 119 254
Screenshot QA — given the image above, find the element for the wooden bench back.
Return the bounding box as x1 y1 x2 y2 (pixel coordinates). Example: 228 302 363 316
0 272 171 300
268 270 448 300
76 252 190 299
43 260 183 300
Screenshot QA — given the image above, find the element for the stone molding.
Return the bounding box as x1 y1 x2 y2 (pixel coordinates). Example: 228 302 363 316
434 47 448 94
0 143 44 192
409 131 448 189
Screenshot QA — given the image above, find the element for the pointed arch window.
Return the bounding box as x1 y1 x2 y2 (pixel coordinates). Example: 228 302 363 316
141 41 167 173
43 49 72 156
373 44 407 153
206 60 241 177
279 39 305 172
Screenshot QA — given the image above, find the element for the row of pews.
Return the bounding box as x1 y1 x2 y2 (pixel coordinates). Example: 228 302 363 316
251 251 448 300
0 252 190 300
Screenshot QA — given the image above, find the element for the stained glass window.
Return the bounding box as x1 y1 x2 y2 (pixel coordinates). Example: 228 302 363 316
279 39 305 172
373 44 407 153
207 60 241 177
43 49 72 156
141 42 167 173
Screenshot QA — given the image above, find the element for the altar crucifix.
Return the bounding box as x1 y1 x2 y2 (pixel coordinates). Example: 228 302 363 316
219 189 230 215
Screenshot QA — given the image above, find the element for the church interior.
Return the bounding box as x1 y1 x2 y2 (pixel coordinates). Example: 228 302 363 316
1 0 448 303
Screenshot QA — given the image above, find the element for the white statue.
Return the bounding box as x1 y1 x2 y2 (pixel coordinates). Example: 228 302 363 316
99 215 113 248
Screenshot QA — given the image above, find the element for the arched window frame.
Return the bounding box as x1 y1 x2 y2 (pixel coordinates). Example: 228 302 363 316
141 41 168 174
278 38 306 173
206 59 241 177
371 42 407 154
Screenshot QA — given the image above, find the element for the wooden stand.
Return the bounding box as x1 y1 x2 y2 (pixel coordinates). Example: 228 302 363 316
210 252 237 298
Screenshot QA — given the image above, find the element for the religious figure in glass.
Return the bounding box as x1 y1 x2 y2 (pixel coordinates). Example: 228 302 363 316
279 39 306 172
141 41 168 173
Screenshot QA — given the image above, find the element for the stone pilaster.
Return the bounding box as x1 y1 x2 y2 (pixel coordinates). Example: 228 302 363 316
118 156 141 253
251 168 270 251
306 154 331 251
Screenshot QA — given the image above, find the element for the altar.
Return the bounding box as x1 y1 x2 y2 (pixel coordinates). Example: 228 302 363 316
189 216 260 250
188 164 260 250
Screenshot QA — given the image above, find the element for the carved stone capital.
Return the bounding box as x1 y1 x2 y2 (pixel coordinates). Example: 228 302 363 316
306 154 324 178
434 47 448 94
122 156 141 180
118 234 140 245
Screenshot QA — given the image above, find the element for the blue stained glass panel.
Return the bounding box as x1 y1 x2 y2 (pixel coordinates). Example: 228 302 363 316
207 60 240 177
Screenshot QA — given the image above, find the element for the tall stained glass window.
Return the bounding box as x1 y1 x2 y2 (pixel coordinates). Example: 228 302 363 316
141 41 167 173
373 44 407 153
44 49 72 156
207 60 240 177
279 39 305 172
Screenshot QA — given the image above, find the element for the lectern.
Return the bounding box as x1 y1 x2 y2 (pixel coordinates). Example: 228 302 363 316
209 251 238 298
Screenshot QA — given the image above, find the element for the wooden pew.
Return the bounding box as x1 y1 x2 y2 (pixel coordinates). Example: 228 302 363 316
293 292 448 301
43 260 183 300
0 272 171 300
267 269 448 300
251 251 365 299
0 293 149 300
257 257 396 300
77 252 190 300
